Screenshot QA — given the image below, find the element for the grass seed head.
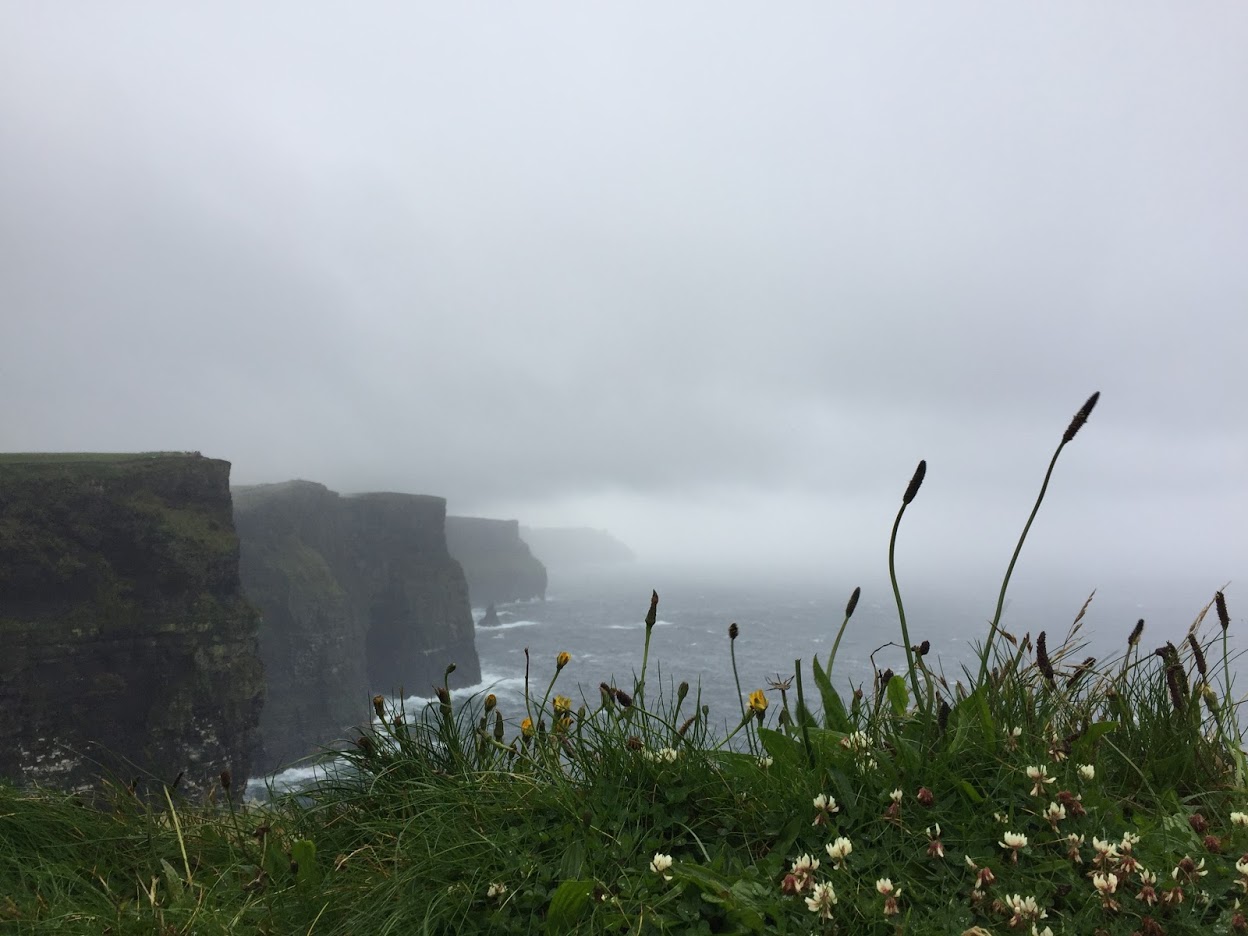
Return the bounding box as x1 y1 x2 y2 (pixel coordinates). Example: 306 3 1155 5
1036 631 1055 684
645 590 658 629
902 459 927 505
1186 634 1208 679
1062 391 1100 444
1216 591 1230 632
1129 618 1145 647
846 586 861 619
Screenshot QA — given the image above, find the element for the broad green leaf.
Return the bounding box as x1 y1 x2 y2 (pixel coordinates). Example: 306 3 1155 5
812 654 851 732
887 674 910 717
291 839 320 886
545 879 594 932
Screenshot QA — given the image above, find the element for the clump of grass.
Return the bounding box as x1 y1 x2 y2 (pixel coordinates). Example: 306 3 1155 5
2 391 1245 934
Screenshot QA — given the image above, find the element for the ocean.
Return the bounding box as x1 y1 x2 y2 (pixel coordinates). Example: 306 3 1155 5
249 566 1236 793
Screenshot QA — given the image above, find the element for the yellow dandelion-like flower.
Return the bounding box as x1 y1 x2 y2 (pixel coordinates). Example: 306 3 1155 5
556 651 571 670
520 717 534 738
748 689 768 713
553 695 572 715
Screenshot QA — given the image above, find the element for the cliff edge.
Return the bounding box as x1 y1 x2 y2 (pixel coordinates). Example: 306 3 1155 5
445 516 547 605
234 482 479 773
0 453 264 793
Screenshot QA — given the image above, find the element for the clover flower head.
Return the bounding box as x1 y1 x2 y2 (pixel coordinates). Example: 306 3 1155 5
791 853 820 876
1120 831 1140 850
1045 801 1066 826
1092 837 1119 858
1173 855 1207 883
1093 872 1118 895
1000 831 1028 862
1025 764 1056 796
757 755 773 768
487 882 507 899
1232 811 1248 827
805 881 838 919
812 793 839 825
825 837 853 867
889 788 903 804
650 853 674 881
1005 893 1047 927
926 825 945 859
1078 763 1095 781
875 877 898 896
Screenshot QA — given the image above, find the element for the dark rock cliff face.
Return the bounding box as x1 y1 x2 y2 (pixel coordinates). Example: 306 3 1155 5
0 453 264 793
234 483 479 774
445 516 547 605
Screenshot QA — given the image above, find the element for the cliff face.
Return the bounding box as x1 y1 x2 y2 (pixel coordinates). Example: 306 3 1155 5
234 483 479 774
445 516 547 605
0 453 263 793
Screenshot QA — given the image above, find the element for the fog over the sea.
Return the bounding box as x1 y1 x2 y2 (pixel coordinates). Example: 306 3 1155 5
1 5 1244 610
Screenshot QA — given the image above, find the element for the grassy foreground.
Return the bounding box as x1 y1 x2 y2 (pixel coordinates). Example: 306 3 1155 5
3 393 1246 935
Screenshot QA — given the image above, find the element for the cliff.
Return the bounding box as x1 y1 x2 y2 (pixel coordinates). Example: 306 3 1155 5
445 516 547 605
520 526 636 570
0 453 263 793
234 483 479 773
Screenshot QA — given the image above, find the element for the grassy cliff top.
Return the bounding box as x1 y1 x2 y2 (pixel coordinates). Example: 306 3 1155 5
0 452 204 465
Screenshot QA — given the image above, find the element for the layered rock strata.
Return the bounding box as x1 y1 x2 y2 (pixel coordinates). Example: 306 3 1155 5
0 453 263 793
445 516 547 605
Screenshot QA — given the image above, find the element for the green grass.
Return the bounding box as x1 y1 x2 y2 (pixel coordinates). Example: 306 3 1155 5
2 393 1246 934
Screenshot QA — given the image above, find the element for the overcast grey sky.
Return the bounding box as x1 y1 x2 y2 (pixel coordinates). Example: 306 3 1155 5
1 4 1244 594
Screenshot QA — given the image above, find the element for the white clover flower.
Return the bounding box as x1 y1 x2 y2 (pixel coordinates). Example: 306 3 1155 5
757 755 773 768
1140 868 1158 885
825 837 853 868
1044 801 1066 825
804 881 837 919
1077 763 1095 781
1092 872 1118 895
650 853 674 881
811 793 840 825
875 877 899 896
1238 858 1248 877
791 853 820 875
486 882 508 899
1005 893 1046 925
1232 811 1248 827
1025 764 1056 796
842 730 870 752
1120 831 1140 850
1011 726 1023 737
889 788 903 803
1033 927 1054 936
1091 837 1119 858
1001 832 1028 850
863 756 879 771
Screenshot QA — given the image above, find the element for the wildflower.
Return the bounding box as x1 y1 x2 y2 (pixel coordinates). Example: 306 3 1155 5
1093 872 1118 895
556 651 570 670
889 788 903 803
1044 801 1066 829
825 837 853 869
926 824 945 859
812 793 840 826
876 877 902 916
555 714 572 734
757 755 773 768
916 786 935 807
1233 812 1248 827
783 854 819 894
1025 764 1056 796
649 853 673 881
1000 832 1028 863
1056 789 1087 818
484 693 497 713
842 730 870 753
1137 868 1159 905
487 882 507 900
642 747 680 764
520 717 534 738
1173 855 1207 884
1190 812 1209 834
1077 763 1095 781
748 689 768 714
625 734 642 751
372 694 387 719
728 622 739 640
1005 893 1047 928
553 695 572 715
805 881 838 919
1065 833 1084 864
792 853 820 876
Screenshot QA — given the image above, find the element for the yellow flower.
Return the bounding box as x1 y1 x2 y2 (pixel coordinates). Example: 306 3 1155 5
484 694 497 713
553 695 572 715
749 690 768 714
521 717 534 738
556 651 571 671
555 715 572 733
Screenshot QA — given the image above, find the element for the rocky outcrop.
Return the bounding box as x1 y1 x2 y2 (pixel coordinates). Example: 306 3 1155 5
234 483 479 774
520 527 636 570
478 603 500 628
445 517 547 605
0 453 263 793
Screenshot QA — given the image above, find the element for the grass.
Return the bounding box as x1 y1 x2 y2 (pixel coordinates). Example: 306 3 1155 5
2 392 1246 934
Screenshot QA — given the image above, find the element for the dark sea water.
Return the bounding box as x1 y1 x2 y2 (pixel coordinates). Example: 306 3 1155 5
250 565 1238 792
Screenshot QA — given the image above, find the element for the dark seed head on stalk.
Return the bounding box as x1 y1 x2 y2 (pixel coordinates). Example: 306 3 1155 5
1066 657 1096 689
1036 631 1056 684
1062 391 1101 444
913 640 930 657
677 681 689 702
1128 619 1145 647
493 711 504 741
645 590 659 629
615 689 633 708
1216 591 1230 632
878 668 894 692
1166 663 1188 712
729 622 739 641
938 698 950 733
1187 634 1208 679
902 459 927 505
846 586 861 619
678 715 697 736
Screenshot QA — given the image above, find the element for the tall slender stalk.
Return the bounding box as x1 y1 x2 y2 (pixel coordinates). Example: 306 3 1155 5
975 392 1100 688
636 590 659 710
827 586 860 677
890 459 926 704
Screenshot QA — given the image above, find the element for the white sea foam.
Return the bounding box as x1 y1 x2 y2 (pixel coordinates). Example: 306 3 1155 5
475 618 541 631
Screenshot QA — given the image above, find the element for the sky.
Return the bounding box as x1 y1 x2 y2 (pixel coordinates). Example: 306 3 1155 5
1 4 1245 604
